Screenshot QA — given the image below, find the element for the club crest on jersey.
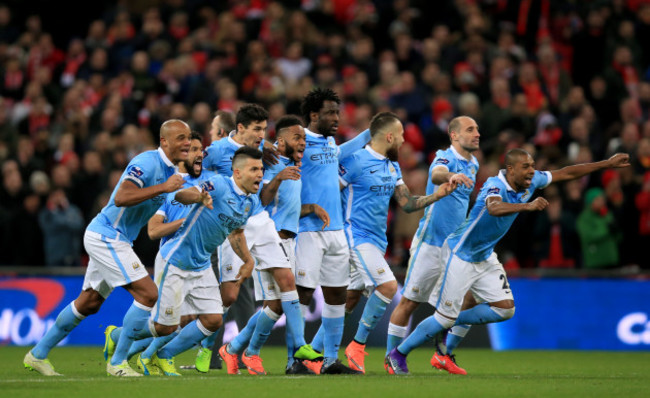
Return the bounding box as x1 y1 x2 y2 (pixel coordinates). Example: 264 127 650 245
200 181 215 192
165 307 173 315
470 166 476 175
132 262 141 270
377 268 385 274
487 186 501 195
435 158 450 165
411 287 420 293
297 269 306 277
521 190 530 200
127 165 144 179
225 264 233 272
445 300 452 307
244 205 250 213
389 165 396 174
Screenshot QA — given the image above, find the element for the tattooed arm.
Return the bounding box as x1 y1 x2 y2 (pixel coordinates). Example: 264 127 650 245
227 228 254 285
393 182 457 213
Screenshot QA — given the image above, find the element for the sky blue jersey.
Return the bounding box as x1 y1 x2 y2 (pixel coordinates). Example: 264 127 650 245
340 146 403 252
414 146 479 247
202 133 264 214
299 128 370 232
87 148 177 243
160 175 259 272
263 154 301 234
155 170 216 247
446 170 552 263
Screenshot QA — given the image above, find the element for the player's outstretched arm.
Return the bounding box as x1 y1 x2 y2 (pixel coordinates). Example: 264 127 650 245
338 129 371 160
229 228 254 286
393 182 457 213
300 203 330 230
175 186 213 209
550 153 630 184
114 174 185 207
487 196 549 216
431 166 474 188
147 214 186 240
260 166 301 206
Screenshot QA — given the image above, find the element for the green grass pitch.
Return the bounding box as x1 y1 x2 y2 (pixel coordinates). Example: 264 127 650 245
2 346 649 398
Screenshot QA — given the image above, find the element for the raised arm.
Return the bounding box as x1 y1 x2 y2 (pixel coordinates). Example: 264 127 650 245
228 228 254 286
550 153 630 184
114 174 184 207
147 213 185 240
486 196 549 216
393 182 457 213
259 166 301 206
338 129 371 160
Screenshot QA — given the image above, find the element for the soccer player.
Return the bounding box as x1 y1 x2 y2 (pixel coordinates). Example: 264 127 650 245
294 88 371 374
209 110 235 142
23 120 190 376
385 149 631 375
341 112 457 373
219 115 327 375
386 116 478 375
138 147 263 376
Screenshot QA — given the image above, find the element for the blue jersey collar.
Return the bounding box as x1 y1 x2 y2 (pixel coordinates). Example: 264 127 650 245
365 145 386 160
158 147 176 168
229 176 251 196
497 170 516 192
450 145 478 166
305 127 324 139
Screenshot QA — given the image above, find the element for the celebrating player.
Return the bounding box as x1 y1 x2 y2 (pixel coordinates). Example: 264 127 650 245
24 120 190 376
385 149 631 375
340 112 457 373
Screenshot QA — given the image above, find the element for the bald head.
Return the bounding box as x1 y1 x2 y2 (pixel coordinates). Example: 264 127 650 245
160 119 190 140
505 148 532 167
448 116 475 136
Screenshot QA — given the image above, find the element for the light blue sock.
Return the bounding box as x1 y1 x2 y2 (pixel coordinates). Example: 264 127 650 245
281 291 306 348
246 307 280 356
354 291 391 344
386 322 408 356
446 325 471 355
201 308 229 349
456 303 506 325
311 324 325 352
127 337 153 360
286 328 294 367
32 302 84 359
158 320 212 359
322 304 345 361
142 331 178 359
110 327 121 343
397 315 446 355
110 301 152 365
112 325 152 344
228 310 261 354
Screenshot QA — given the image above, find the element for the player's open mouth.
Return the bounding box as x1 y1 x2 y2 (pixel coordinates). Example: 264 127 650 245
193 158 202 173
295 150 304 160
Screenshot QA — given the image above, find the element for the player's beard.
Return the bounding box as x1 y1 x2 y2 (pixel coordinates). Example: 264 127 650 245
386 146 399 162
317 120 336 137
185 159 202 178
284 144 296 160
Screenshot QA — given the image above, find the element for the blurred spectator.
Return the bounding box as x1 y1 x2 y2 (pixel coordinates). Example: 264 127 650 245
635 171 650 268
38 189 84 266
532 190 578 268
576 187 621 269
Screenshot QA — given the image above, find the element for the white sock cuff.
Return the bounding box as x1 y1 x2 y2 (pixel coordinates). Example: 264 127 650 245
491 306 515 320
148 319 159 337
322 303 346 318
133 300 153 312
223 306 231 314
433 311 456 329
280 290 299 302
70 302 86 320
373 290 392 304
450 324 471 337
300 304 309 317
387 322 408 338
263 306 281 321
196 319 213 336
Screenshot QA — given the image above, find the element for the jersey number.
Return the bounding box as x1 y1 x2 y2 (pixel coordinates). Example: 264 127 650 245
499 274 510 290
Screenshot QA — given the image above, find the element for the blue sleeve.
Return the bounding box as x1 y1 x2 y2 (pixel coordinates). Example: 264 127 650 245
532 170 552 190
394 162 403 181
203 143 221 171
339 154 361 186
263 162 281 184
123 154 156 188
199 175 224 200
158 195 174 221
482 179 505 202
432 150 455 171
338 129 370 160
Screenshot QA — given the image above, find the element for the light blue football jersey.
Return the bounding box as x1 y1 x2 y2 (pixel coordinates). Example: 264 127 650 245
155 170 217 247
414 146 479 247
299 128 370 232
160 175 259 271
263 154 301 234
87 148 177 243
446 170 552 263
340 146 403 252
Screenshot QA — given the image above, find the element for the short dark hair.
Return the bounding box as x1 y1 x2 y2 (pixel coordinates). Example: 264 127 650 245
505 148 531 167
300 88 340 125
215 110 235 132
236 104 268 128
369 112 400 137
275 115 304 136
190 131 203 142
232 146 263 169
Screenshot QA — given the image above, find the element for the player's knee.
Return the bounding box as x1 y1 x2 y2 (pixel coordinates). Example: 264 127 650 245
199 314 222 332
265 300 282 315
155 323 177 336
491 306 515 321
75 291 104 315
273 269 296 291
377 281 397 299
297 286 314 305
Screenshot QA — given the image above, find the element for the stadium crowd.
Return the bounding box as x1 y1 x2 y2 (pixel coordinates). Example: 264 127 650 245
1 0 649 270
